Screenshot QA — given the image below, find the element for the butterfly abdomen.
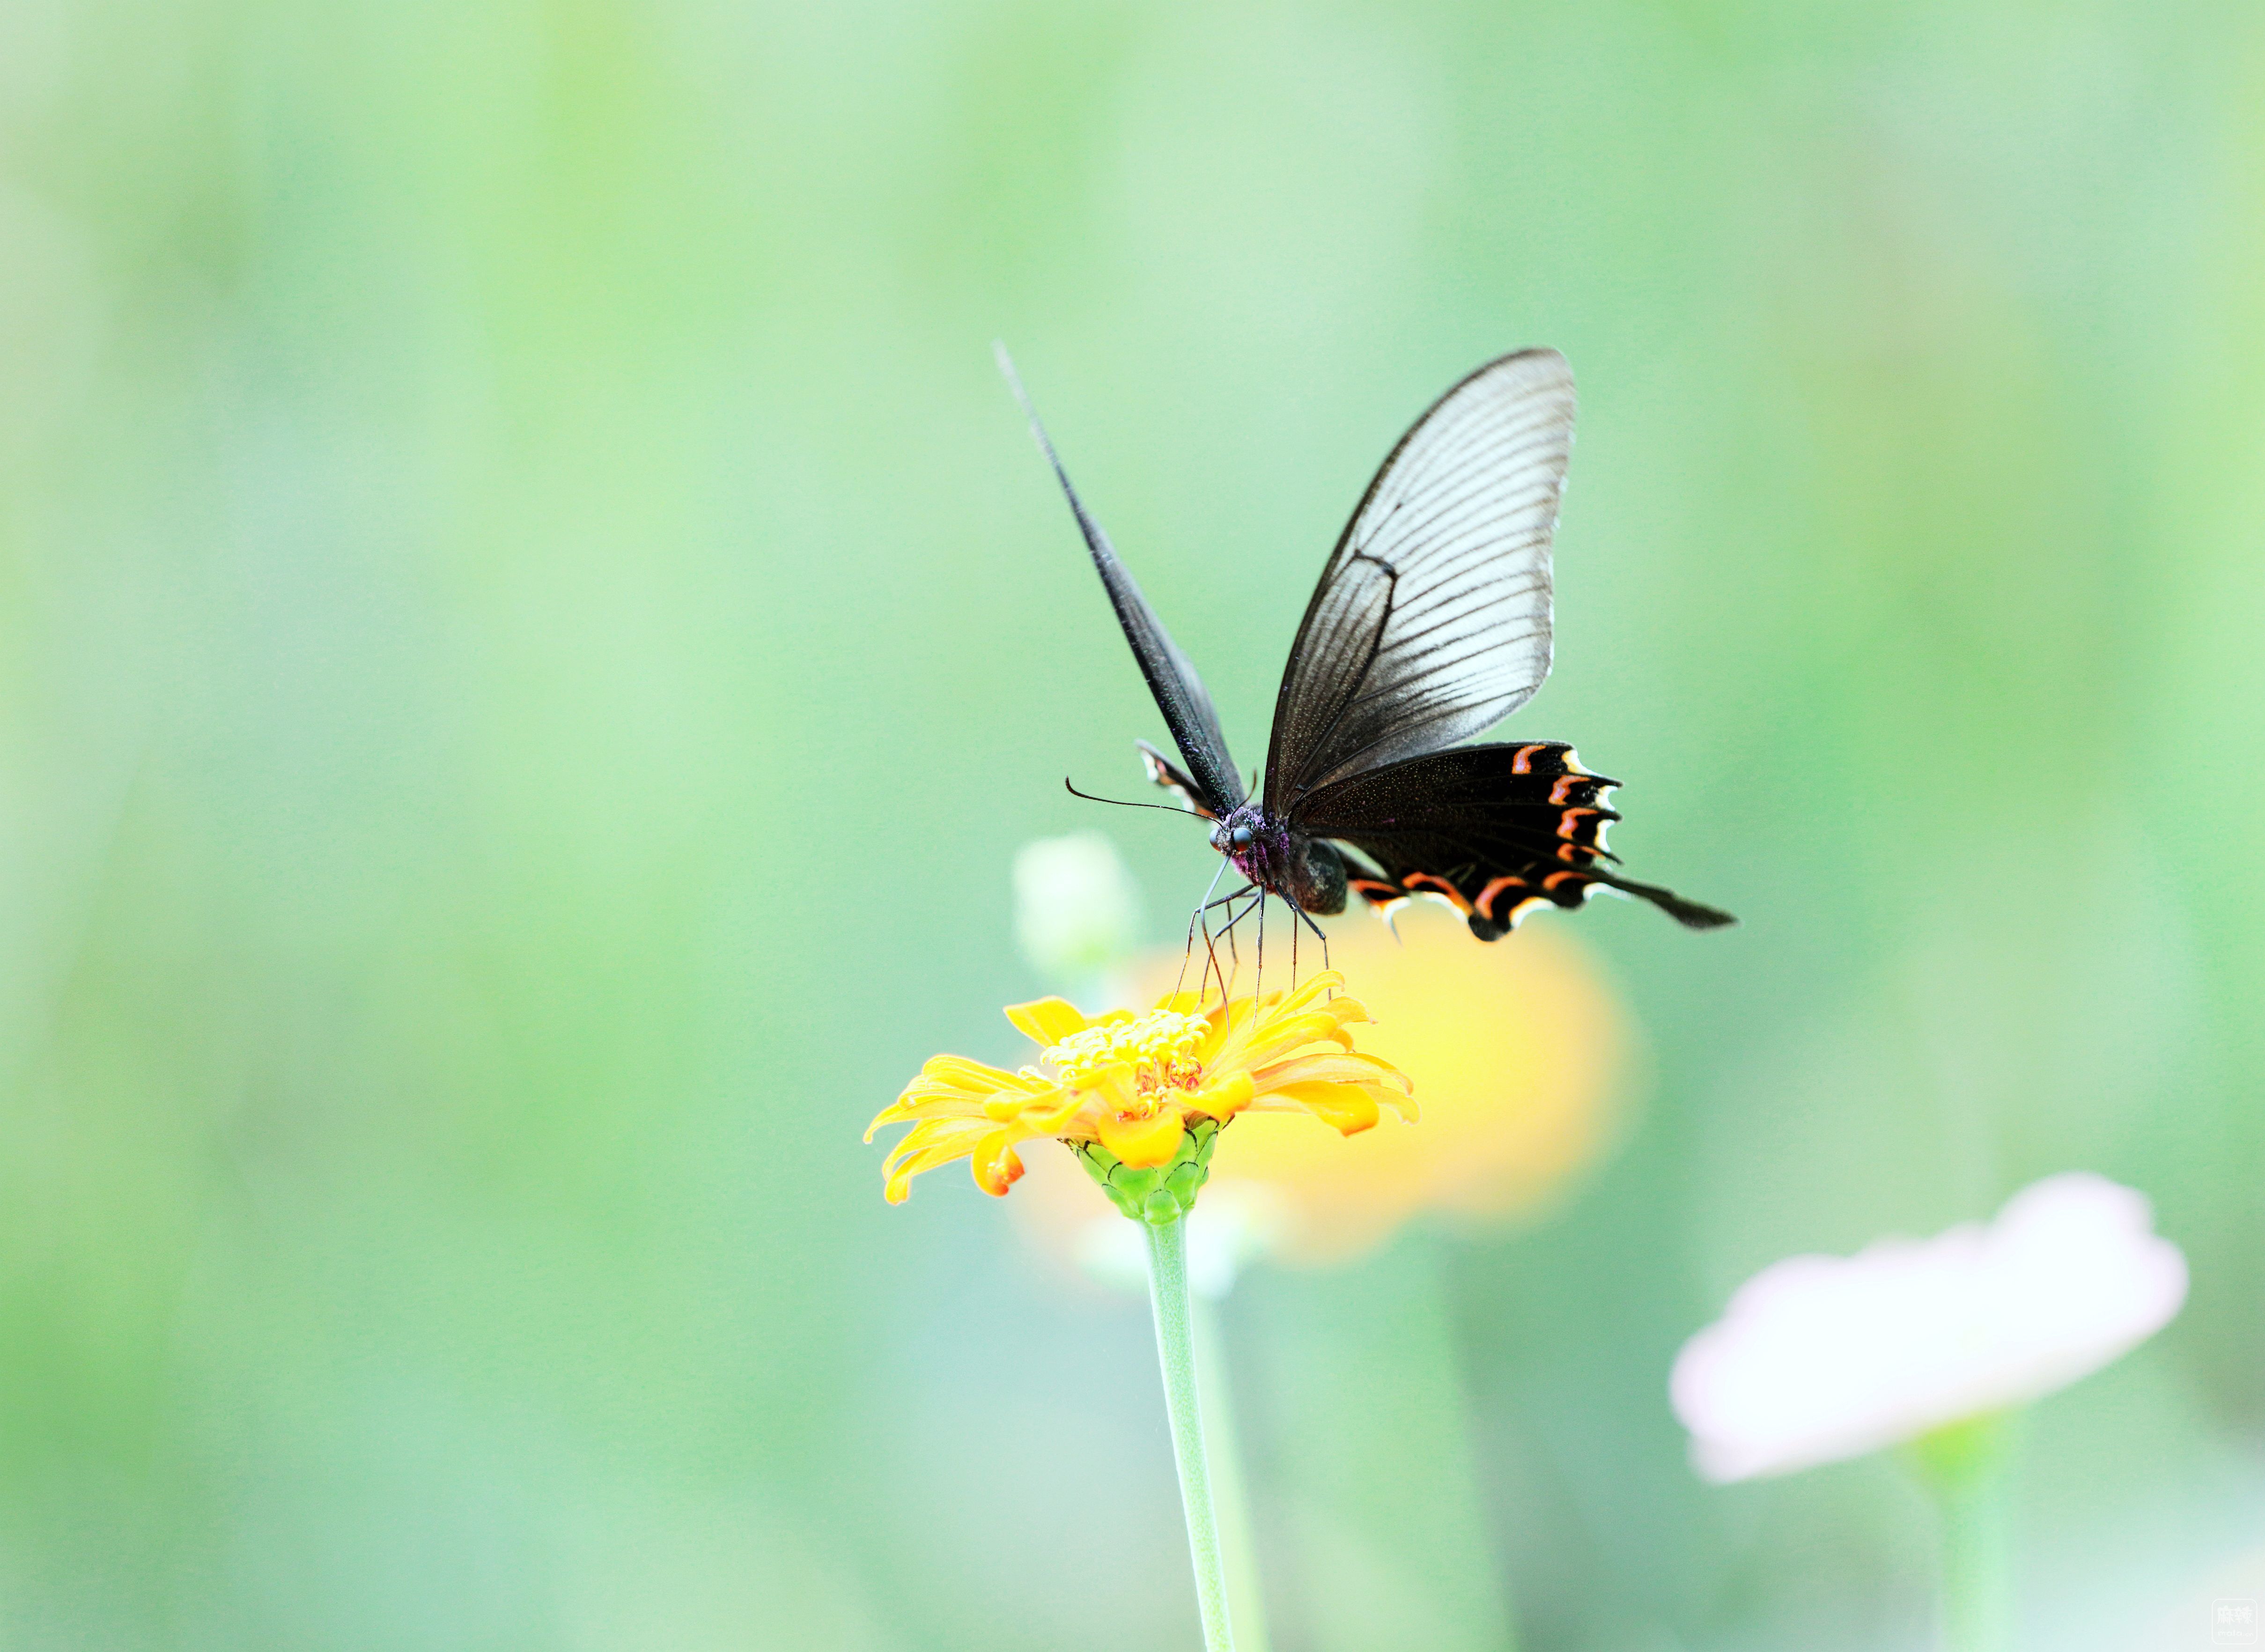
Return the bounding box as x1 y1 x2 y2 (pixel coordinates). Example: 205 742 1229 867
1207 806 1350 917
1286 836 1347 916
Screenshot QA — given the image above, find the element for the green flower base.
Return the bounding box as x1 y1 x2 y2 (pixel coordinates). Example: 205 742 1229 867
1074 1117 1222 1225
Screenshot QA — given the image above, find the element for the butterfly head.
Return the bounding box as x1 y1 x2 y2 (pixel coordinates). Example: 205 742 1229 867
1209 804 1277 885
1206 807 1347 917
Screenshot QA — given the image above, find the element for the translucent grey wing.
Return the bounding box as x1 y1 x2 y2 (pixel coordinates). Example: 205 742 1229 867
1264 349 1575 807
997 347 1246 817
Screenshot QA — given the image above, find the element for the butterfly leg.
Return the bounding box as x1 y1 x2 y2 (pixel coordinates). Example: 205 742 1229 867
1201 884 1265 1003
1200 886 1265 1001
1288 901 1332 989
1177 863 1251 998
1214 884 1250 997
1177 859 1231 1000
1210 887 1264 997
1255 887 1267 1003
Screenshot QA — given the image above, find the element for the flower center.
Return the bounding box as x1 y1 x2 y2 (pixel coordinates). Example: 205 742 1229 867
1046 1010 1206 1099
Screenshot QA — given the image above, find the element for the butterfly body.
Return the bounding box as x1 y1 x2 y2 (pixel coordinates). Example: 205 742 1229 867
1209 805 1349 917
1003 346 1734 941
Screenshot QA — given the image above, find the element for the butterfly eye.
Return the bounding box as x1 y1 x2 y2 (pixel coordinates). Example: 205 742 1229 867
1230 824 1255 847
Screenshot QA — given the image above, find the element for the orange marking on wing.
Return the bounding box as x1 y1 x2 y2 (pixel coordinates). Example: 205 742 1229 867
1348 879 1401 904
1542 870 1583 891
1558 806 1598 839
1549 774 1581 804
1402 871 1474 914
1476 875 1528 919
1557 842 1594 863
1511 743 1548 774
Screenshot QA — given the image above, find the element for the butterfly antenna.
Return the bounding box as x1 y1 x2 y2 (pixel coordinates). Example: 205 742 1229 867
1064 777 1191 815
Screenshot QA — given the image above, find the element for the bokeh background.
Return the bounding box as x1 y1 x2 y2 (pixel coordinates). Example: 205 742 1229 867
5 0 2264 1645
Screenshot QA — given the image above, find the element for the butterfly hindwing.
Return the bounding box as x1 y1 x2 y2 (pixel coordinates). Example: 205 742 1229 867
1137 739 1222 820
1291 742 1734 938
1264 350 1577 807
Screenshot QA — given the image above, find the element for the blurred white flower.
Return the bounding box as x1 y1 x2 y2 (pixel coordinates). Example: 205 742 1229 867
1670 1172 2188 1482
1013 832 1143 991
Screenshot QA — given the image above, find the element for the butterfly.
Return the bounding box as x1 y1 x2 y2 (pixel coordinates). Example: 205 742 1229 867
1001 346 1734 943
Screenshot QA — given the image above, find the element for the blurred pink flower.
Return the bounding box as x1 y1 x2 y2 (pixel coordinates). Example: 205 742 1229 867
1670 1173 2188 1482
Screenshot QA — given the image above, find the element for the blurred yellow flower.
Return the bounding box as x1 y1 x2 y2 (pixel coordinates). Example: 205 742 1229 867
1013 906 1632 1268
1214 909 1631 1258
866 971 1413 1206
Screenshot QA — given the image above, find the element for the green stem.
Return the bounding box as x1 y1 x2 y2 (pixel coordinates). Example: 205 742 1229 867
1937 1461 2011 1652
1909 1414 2015 1652
1145 1215 1237 1652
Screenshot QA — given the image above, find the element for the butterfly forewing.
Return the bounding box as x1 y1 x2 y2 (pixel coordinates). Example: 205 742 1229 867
997 347 1247 817
1079 524 1245 817
1264 349 1576 806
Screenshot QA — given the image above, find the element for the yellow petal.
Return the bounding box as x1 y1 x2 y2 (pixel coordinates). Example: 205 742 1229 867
1269 1080 1381 1136
1271 971 1343 1018
865 1089 972 1140
1254 1051 1412 1097
1206 997 1268 1067
881 1118 994 1202
1192 1070 1256 1121
920 1054 1046 1093
1004 997 1089 1047
1097 1104 1186 1168
866 1096 961 1137
983 1091 1040 1123
1020 1090 1090 1134
1236 1010 1346 1069
971 1128 1029 1196
869 1053 1065 1139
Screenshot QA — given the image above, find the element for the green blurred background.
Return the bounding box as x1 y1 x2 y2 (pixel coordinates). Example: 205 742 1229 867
6 0 2265 1645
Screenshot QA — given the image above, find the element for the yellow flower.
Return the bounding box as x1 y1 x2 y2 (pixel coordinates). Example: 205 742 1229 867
865 971 1413 1208
1009 905 1632 1272
1201 910 1631 1259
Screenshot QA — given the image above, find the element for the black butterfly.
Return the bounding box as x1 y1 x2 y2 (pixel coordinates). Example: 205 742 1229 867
1002 347 1734 943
